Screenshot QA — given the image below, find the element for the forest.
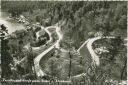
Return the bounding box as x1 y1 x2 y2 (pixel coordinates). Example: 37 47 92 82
1 1 127 85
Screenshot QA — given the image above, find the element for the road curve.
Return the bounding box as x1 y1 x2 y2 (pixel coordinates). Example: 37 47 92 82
77 37 101 66
18 16 113 78
78 36 115 66
86 37 101 66
34 43 56 77
19 26 53 66
32 26 52 50
34 21 65 77
18 21 65 78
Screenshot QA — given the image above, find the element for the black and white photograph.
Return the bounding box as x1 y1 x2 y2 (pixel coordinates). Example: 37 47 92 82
0 0 127 85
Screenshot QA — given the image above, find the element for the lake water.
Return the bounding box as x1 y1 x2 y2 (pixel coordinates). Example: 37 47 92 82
0 11 25 34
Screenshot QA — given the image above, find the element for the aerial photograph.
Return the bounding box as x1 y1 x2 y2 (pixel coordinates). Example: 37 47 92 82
0 1 127 85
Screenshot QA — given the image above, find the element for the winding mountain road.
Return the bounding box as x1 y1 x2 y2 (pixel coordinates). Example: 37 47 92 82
34 27 104 78
77 36 114 66
77 37 100 66
2 13 119 80
18 20 111 78
31 25 103 77
34 21 65 77
31 26 52 50
86 37 101 66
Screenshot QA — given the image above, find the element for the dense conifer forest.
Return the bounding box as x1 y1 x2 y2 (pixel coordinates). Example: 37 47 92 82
1 1 127 85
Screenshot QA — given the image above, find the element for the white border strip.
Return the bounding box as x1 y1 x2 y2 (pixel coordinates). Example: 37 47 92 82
1 0 128 1
127 2 128 84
